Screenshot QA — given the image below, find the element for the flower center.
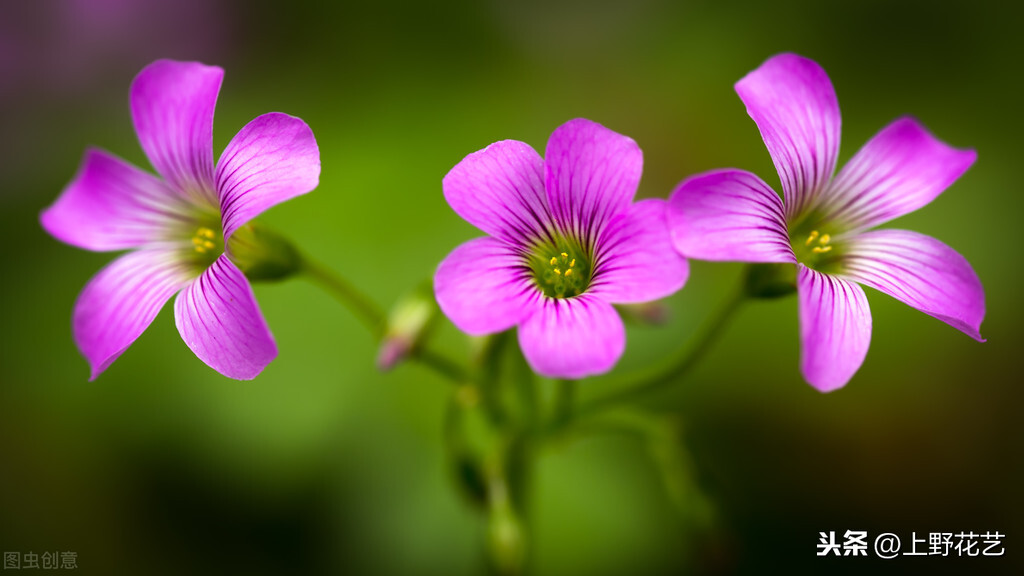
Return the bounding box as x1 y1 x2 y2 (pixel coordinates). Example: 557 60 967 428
186 224 223 269
791 229 841 273
191 226 220 254
527 238 592 299
805 230 832 253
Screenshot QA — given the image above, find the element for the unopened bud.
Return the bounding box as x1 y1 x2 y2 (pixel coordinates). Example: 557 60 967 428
376 287 436 371
487 479 526 575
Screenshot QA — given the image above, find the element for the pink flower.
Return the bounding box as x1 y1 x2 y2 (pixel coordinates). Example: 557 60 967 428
41 60 320 380
435 119 689 378
668 54 985 391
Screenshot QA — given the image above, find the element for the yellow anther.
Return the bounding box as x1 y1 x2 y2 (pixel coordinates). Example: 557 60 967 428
561 252 568 261
805 230 819 246
570 259 575 268
191 227 219 253
812 245 833 254
553 268 562 275
819 233 831 245
550 257 557 266
565 269 573 277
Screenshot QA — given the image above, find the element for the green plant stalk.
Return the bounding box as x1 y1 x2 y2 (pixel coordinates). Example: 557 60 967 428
299 253 469 383
566 283 747 426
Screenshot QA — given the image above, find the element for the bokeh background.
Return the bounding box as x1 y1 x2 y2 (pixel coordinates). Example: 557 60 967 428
2 1 1021 574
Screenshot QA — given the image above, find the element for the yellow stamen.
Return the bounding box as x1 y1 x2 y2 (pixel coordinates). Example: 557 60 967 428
553 268 561 275
191 226 219 255
812 245 833 253
819 233 831 245
570 259 575 268
550 257 557 266
805 230 819 246
561 252 568 261
565 269 572 277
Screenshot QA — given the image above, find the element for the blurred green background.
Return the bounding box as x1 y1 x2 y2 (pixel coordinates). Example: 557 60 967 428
2 0 1020 574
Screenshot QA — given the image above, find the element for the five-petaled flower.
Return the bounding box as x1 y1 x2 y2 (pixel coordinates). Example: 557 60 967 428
41 59 320 380
434 118 689 379
668 53 985 391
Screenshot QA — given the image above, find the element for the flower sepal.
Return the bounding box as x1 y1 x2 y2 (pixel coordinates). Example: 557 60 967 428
743 262 797 299
227 222 303 282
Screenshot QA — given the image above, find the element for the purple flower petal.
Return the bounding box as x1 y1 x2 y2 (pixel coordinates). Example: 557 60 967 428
589 199 689 303
73 249 193 380
545 118 642 245
517 293 625 379
434 237 540 335
842 229 985 341
443 140 553 245
131 59 222 205
173 255 277 380
216 112 321 240
797 265 872 392
735 53 841 221
41 148 192 252
818 117 977 231
667 168 795 263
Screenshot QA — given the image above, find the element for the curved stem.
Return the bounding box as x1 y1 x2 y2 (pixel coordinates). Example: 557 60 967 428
416 348 470 383
476 331 512 425
300 254 386 338
299 253 469 383
550 379 576 429
569 282 747 423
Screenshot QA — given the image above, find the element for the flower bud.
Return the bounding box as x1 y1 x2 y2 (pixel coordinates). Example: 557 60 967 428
487 478 526 575
376 287 436 371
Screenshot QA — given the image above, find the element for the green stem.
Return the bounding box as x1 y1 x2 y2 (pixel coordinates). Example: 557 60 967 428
300 253 469 383
416 347 470 383
570 281 747 423
476 331 512 426
300 254 386 338
550 379 576 429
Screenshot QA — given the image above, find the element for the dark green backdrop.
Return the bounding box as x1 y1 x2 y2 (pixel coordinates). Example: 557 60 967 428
1 1 1020 574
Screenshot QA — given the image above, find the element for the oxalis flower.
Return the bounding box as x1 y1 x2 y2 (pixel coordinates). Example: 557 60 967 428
435 118 689 379
41 60 320 380
668 53 985 391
